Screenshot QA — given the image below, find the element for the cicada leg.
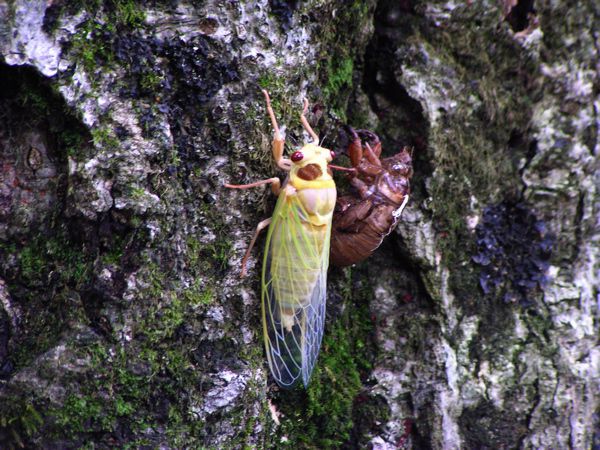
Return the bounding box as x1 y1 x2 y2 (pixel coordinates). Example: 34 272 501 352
363 142 382 167
262 90 291 171
224 177 281 196
240 217 272 277
224 177 281 276
347 127 364 168
346 126 381 176
357 129 382 159
300 98 319 143
349 177 371 199
329 164 357 174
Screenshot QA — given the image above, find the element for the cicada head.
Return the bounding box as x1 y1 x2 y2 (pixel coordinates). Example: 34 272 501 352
384 147 413 178
289 143 334 182
377 147 413 203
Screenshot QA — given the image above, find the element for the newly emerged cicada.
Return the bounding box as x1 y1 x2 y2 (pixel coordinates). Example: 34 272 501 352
226 91 336 388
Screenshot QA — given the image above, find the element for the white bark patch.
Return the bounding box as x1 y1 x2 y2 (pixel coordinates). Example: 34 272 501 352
439 340 462 450
191 369 252 418
3 0 61 76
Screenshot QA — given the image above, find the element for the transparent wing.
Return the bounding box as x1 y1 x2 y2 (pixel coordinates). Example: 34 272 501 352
261 191 330 388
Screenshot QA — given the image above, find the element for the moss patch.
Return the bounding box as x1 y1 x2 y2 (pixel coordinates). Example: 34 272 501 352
268 269 376 448
311 1 375 120
0 396 44 450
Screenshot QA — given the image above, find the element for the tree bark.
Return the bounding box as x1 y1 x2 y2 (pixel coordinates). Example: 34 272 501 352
0 0 597 448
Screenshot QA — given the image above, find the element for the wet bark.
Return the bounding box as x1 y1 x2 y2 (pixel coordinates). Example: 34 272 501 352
0 0 597 448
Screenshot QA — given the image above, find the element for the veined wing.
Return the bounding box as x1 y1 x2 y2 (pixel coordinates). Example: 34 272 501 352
261 190 331 388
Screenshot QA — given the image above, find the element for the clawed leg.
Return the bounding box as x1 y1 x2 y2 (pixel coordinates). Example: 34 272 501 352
262 90 291 171
364 142 382 167
240 217 272 277
357 130 382 158
347 127 383 166
345 126 383 175
347 127 364 168
224 177 281 196
350 177 371 199
392 195 409 220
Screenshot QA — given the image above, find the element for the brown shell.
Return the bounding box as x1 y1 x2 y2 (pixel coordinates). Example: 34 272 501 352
330 129 413 267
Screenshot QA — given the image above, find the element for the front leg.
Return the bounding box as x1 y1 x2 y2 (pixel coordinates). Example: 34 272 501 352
224 177 281 275
224 177 281 196
347 126 364 168
363 142 382 167
262 90 292 171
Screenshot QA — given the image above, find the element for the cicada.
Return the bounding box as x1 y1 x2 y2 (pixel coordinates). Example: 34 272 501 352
329 127 412 267
226 90 336 388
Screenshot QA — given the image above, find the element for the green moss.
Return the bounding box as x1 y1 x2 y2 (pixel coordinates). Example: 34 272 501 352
61 128 89 159
3 227 97 369
47 326 203 444
100 235 128 265
424 8 538 277
182 280 215 306
54 394 107 434
66 0 147 28
185 236 202 268
112 0 146 27
256 71 295 143
17 233 91 287
71 20 116 74
258 72 286 94
139 70 163 92
194 207 234 275
323 57 354 119
272 269 375 448
18 244 46 285
206 238 233 272
68 1 147 76
308 0 374 119
0 399 43 450
91 126 120 151
16 88 52 116
50 344 154 438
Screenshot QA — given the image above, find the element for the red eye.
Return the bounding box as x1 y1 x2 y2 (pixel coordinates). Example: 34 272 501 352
291 151 304 162
330 151 336 159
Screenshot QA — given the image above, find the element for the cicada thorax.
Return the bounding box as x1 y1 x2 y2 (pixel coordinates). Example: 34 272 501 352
330 130 413 267
288 144 337 226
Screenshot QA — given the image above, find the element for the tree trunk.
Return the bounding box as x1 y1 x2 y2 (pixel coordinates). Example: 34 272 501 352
0 0 597 448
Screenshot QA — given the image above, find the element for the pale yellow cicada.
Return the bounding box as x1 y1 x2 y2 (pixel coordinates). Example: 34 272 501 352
226 90 336 387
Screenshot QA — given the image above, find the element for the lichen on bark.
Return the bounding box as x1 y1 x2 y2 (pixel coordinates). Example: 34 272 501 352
0 0 598 448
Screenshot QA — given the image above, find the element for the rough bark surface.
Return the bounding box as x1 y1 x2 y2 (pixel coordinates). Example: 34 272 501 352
0 0 597 448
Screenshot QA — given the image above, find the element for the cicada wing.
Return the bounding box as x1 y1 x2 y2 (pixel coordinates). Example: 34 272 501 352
301 255 327 386
262 193 330 388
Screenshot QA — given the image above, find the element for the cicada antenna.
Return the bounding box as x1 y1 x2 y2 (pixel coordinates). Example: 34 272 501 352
319 129 332 148
286 133 299 151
